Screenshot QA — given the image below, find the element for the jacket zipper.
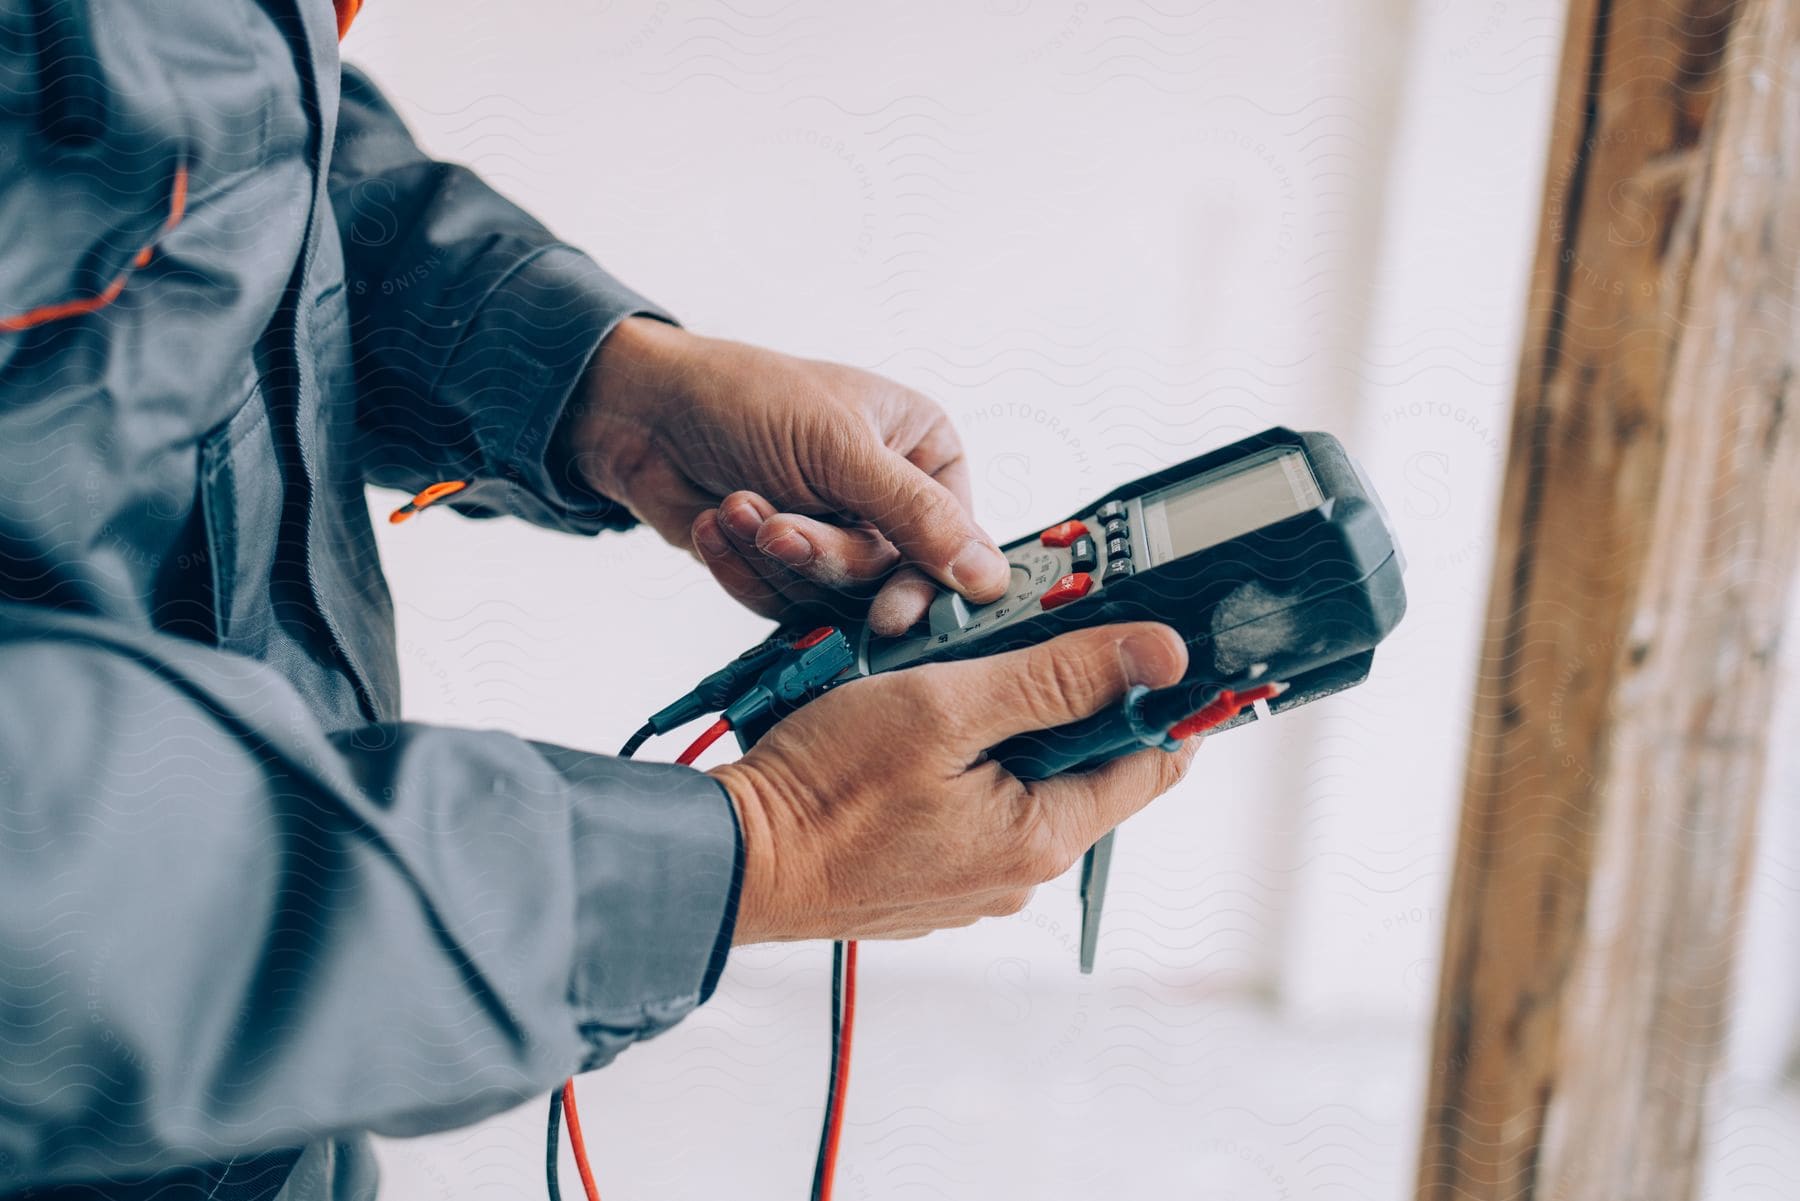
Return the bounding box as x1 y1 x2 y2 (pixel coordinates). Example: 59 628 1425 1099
276 0 381 722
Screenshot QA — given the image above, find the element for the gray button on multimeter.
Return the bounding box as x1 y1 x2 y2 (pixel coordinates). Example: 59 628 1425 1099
929 564 1039 636
928 590 971 635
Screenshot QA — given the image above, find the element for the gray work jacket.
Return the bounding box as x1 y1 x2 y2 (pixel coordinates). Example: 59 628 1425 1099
0 2 741 1198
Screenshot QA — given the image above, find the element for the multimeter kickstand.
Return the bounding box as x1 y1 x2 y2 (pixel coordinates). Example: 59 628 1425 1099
1078 833 1113 974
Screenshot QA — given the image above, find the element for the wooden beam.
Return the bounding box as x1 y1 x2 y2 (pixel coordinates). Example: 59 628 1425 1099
1416 1 1800 1198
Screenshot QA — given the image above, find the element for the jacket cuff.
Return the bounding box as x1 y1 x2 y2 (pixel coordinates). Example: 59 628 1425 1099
436 244 673 535
533 749 741 1069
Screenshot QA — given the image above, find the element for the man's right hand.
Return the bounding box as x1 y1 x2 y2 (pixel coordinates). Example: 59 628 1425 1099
710 623 1200 943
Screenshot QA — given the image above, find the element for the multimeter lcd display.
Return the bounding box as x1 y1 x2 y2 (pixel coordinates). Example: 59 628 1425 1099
1140 448 1323 566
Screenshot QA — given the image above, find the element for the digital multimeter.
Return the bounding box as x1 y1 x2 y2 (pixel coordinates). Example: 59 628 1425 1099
854 427 1403 703
679 427 1406 969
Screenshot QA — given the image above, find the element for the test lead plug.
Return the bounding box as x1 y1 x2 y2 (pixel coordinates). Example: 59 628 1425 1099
620 625 839 758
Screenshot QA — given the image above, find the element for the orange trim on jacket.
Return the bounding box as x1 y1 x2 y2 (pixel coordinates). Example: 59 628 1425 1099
388 479 470 524
0 164 189 335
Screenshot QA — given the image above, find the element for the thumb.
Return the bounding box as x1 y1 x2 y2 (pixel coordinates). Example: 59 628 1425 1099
932 622 1190 745
813 437 1011 603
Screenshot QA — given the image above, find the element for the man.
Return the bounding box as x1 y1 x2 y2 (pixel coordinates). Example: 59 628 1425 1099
0 2 1196 1198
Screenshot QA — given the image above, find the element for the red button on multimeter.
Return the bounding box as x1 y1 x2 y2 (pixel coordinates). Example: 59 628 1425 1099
1040 520 1088 548
1039 572 1093 610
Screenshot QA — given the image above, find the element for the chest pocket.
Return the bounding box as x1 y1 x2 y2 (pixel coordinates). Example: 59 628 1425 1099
199 382 282 656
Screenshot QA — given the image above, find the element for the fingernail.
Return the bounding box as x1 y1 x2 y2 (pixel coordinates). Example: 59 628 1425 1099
761 529 814 568
721 500 763 542
1119 630 1180 686
949 541 1009 596
694 516 729 558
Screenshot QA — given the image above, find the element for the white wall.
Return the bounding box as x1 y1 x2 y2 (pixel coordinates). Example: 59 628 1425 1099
343 2 1799 1198
1274 0 1563 1024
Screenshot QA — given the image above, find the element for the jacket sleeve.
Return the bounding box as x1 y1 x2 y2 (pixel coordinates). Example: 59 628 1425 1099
0 19 739 1193
0 605 741 1189
328 65 657 533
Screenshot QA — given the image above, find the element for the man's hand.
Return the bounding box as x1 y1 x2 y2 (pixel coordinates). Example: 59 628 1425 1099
566 317 1009 635
709 623 1199 942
